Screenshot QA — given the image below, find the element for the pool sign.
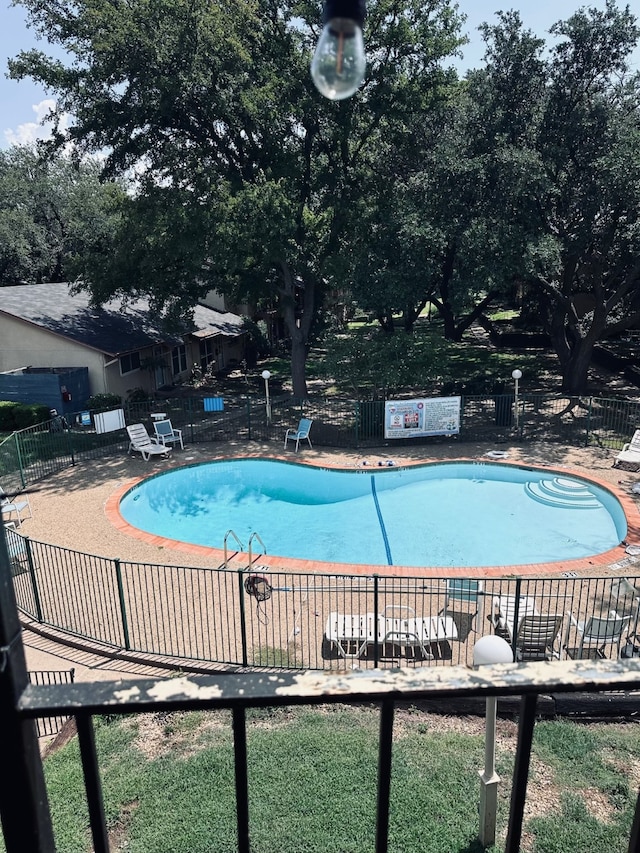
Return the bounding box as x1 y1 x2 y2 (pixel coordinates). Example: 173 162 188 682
384 397 461 439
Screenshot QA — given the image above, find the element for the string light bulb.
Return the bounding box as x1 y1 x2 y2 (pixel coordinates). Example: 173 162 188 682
311 0 366 100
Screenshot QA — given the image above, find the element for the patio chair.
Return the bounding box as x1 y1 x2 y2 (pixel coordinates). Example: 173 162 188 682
153 418 184 450
613 429 640 470
490 595 539 643
284 418 313 452
0 487 33 528
126 424 172 461
565 611 631 659
514 613 564 661
439 579 484 640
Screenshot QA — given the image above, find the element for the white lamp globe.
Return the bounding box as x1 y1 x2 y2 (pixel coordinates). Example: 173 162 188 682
511 369 522 380
473 635 514 667
261 370 271 380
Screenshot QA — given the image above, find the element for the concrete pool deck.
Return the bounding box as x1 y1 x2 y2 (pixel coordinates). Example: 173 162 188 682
14 437 640 680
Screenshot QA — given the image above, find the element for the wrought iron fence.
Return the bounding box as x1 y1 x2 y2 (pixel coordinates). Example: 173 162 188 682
27 669 75 738
1 393 638 494
9 528 640 672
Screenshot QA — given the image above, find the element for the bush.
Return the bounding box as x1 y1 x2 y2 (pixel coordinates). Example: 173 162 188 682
0 402 16 431
127 387 150 402
0 401 51 431
13 404 51 428
85 393 122 412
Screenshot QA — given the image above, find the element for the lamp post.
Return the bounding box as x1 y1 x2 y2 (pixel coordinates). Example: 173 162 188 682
511 369 522 431
261 370 272 424
473 635 514 848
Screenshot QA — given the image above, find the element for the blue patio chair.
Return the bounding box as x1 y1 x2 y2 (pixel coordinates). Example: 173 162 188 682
284 418 313 452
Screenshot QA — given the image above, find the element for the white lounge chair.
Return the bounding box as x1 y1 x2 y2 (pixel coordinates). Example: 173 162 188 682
0 487 32 528
284 418 313 452
153 418 184 450
614 429 640 470
126 424 172 461
490 595 539 643
565 611 631 659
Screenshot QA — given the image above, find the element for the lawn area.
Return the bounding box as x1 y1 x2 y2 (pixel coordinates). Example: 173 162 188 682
31 705 640 853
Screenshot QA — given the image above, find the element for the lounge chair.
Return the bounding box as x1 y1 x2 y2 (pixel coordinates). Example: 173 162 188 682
514 614 564 661
0 487 32 528
284 418 313 452
565 611 631 659
153 418 184 450
126 424 172 461
614 429 640 470
490 595 539 643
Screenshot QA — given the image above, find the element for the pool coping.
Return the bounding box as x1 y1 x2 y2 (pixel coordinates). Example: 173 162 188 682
104 454 640 578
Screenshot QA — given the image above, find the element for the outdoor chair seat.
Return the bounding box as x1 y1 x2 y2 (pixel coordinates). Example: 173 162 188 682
1 487 32 528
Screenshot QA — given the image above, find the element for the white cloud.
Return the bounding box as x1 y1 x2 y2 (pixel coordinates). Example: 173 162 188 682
4 99 72 147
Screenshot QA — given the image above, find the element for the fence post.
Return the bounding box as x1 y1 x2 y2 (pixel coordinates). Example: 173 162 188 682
66 423 76 467
246 398 252 441
238 570 249 667
14 433 26 490
24 538 43 623
188 397 195 445
511 578 522 660
373 574 380 667
114 559 131 650
585 396 593 447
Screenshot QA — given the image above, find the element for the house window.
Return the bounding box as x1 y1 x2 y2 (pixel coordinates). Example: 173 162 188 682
199 339 217 371
119 352 141 375
172 345 188 376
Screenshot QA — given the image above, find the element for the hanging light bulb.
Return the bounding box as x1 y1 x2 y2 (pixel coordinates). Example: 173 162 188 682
311 0 366 100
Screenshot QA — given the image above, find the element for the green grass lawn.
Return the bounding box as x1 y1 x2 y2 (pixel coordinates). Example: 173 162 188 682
29 706 640 853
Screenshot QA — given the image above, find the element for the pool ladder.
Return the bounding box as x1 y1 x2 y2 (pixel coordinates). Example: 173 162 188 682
223 529 267 569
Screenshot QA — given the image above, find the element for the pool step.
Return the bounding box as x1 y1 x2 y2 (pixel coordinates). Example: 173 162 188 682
525 477 600 509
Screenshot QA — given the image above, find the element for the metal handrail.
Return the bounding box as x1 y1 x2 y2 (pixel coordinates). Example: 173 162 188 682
247 531 266 567
223 529 244 568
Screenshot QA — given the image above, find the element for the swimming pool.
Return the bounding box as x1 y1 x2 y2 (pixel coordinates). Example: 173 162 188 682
117 459 627 568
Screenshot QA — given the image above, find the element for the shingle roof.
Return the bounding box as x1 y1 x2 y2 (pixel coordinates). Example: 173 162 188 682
0 283 245 357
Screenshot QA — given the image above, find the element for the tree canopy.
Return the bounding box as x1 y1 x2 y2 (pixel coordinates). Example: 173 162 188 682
0 146 124 286
8 0 640 396
9 0 465 396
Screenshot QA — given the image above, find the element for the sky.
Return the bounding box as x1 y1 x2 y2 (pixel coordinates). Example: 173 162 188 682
1 0 639 149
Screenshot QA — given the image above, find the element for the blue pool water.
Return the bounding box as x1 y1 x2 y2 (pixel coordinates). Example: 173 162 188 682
118 460 627 568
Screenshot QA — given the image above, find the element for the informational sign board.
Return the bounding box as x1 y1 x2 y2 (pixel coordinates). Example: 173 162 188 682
384 397 461 439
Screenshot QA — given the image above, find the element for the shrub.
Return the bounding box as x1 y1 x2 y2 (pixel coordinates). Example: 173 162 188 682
0 402 50 430
13 404 51 428
85 393 122 412
0 402 16 431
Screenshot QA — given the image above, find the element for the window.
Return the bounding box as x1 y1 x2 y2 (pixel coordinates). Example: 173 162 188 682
172 345 188 376
119 352 141 375
199 339 218 371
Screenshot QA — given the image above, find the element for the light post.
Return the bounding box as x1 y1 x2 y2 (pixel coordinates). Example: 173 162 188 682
511 369 522 431
261 370 272 423
473 635 514 848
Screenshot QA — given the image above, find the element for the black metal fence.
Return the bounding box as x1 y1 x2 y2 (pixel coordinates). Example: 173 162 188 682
8 528 639 671
1 393 639 496
27 669 75 738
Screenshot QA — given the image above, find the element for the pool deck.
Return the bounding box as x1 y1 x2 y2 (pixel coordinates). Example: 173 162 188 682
15 437 640 686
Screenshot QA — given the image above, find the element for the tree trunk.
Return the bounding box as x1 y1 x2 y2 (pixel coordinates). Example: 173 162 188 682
558 339 596 395
278 260 314 398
